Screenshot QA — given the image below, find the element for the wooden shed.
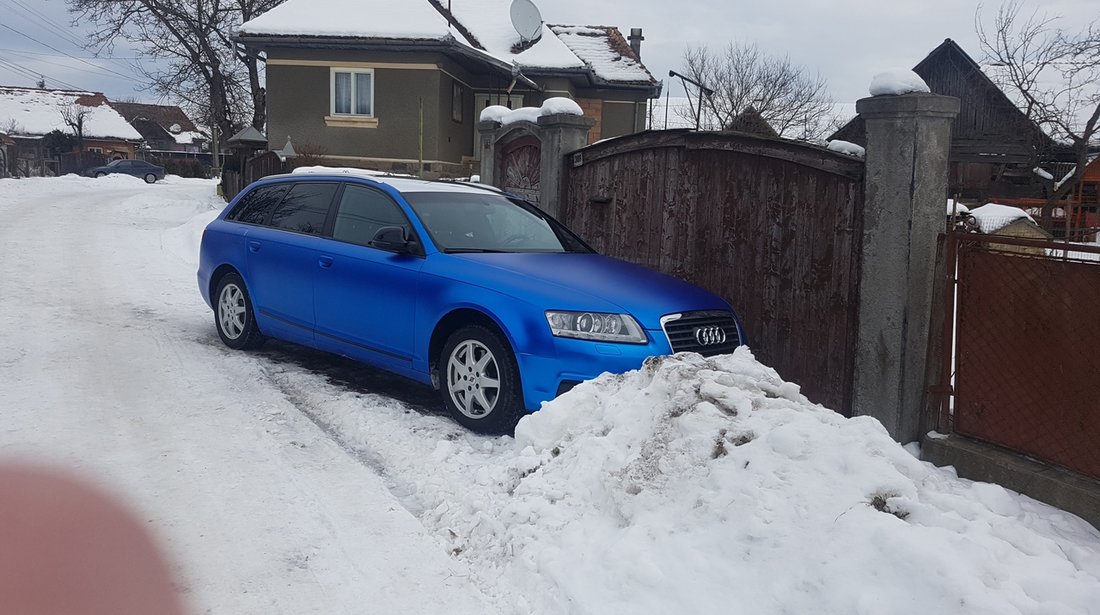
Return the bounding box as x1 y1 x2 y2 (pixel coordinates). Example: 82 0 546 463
831 39 1074 202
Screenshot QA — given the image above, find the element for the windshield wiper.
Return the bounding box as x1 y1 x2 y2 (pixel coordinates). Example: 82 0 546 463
442 248 510 253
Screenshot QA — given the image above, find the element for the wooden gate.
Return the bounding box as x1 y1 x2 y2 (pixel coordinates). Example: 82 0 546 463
564 130 865 414
499 135 541 204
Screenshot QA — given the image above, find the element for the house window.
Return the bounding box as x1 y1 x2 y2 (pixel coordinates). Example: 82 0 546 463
87 147 103 153
452 81 463 123
331 68 374 116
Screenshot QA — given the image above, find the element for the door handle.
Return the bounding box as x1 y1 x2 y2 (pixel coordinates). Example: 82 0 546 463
318 255 334 269
248 241 261 253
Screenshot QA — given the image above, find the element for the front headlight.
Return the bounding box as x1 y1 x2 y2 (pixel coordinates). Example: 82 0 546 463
545 311 647 344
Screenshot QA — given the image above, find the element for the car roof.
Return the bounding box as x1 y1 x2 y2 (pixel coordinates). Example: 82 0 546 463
265 166 502 195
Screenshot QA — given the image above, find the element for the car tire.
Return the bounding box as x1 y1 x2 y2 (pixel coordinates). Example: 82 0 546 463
214 273 265 350
440 324 525 434
144 173 157 184
95 172 105 178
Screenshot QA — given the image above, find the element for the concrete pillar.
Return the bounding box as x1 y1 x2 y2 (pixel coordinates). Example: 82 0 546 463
476 120 498 184
535 113 593 218
852 93 959 442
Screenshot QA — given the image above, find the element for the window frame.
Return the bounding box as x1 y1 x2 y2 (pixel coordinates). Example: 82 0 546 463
330 67 375 118
331 183 421 254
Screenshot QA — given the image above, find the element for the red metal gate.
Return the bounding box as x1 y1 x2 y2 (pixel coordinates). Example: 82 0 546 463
946 233 1100 479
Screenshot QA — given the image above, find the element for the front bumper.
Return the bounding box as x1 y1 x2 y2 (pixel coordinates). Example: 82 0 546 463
516 331 672 411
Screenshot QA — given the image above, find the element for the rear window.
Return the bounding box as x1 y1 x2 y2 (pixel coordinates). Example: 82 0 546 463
227 184 290 225
269 182 338 235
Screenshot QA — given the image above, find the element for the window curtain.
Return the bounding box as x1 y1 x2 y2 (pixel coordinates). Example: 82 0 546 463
334 72 351 114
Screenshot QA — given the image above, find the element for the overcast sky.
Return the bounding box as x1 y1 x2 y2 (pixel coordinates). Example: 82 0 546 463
0 0 1095 106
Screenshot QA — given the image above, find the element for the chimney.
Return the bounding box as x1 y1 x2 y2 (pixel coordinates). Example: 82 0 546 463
628 28 644 60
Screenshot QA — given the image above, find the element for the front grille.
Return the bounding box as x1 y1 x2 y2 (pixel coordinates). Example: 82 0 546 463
661 310 741 356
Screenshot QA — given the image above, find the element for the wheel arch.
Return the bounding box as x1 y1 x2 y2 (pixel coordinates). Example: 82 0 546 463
209 264 243 304
428 308 516 389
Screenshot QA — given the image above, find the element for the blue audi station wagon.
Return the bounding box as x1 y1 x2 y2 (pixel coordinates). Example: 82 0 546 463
198 169 745 432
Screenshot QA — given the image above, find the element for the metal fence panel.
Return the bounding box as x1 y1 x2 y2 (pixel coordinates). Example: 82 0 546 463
954 235 1100 479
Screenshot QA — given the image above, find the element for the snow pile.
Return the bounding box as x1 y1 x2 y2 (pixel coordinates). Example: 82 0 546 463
414 351 1100 614
827 139 865 158
480 97 583 125
869 70 931 96
969 203 1035 233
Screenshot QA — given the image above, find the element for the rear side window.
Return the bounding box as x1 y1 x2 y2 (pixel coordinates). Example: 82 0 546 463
332 184 410 246
227 184 290 225
269 182 338 235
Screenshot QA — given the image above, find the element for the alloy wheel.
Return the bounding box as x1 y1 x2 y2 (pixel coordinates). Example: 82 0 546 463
218 283 247 340
446 340 501 418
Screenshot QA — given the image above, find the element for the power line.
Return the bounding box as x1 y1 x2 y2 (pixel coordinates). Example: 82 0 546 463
0 23 137 81
0 47 142 61
2 0 87 50
3 48 141 81
0 57 86 91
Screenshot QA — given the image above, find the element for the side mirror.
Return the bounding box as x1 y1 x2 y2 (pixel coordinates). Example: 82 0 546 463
370 226 413 253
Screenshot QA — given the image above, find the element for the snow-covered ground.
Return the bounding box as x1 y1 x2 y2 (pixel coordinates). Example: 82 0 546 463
1 176 1098 614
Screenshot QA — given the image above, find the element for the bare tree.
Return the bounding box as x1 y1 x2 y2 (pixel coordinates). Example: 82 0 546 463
977 1 1100 229
677 43 833 140
67 0 286 144
60 104 90 148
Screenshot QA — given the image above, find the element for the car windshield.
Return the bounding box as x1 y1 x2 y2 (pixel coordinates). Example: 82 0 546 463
403 191 591 254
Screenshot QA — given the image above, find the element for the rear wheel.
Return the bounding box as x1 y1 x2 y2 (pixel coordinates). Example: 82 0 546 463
440 324 524 433
214 273 264 350
144 173 157 183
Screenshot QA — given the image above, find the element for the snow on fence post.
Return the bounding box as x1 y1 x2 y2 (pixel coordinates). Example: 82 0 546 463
852 92 960 442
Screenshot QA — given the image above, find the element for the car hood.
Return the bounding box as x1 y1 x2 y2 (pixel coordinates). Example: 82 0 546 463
444 252 731 329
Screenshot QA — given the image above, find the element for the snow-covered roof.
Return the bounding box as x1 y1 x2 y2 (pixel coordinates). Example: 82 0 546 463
548 25 653 83
238 0 653 85
240 0 453 39
968 203 1036 234
0 86 142 141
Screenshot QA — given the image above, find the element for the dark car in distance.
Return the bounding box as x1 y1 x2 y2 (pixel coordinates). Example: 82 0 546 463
87 159 166 183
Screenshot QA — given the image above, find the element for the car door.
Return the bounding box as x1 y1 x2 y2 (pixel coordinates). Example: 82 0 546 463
313 183 424 368
244 181 339 346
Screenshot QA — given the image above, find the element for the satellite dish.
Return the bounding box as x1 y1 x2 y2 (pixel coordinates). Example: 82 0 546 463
510 0 543 43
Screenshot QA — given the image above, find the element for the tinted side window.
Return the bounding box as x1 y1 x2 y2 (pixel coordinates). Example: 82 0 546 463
332 185 410 246
227 184 290 225
269 182 337 235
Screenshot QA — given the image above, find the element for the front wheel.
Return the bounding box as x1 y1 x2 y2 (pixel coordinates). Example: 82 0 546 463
95 172 105 178
440 325 525 433
144 173 157 183
214 273 264 350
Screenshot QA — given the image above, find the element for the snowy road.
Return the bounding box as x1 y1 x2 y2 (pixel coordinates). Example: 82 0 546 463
2 176 1099 615
0 176 497 614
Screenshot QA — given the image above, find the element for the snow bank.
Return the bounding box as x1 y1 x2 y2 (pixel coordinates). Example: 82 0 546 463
827 139 865 158
480 97 583 125
869 69 931 96
969 203 1035 233
418 350 1100 614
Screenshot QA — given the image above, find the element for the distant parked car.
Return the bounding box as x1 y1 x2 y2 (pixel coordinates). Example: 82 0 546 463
198 169 746 433
87 159 165 183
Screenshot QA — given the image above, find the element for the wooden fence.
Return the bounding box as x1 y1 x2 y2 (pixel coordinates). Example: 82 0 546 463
222 150 288 201
563 130 865 414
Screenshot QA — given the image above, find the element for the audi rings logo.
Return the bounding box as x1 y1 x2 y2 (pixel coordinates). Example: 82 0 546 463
694 326 727 346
